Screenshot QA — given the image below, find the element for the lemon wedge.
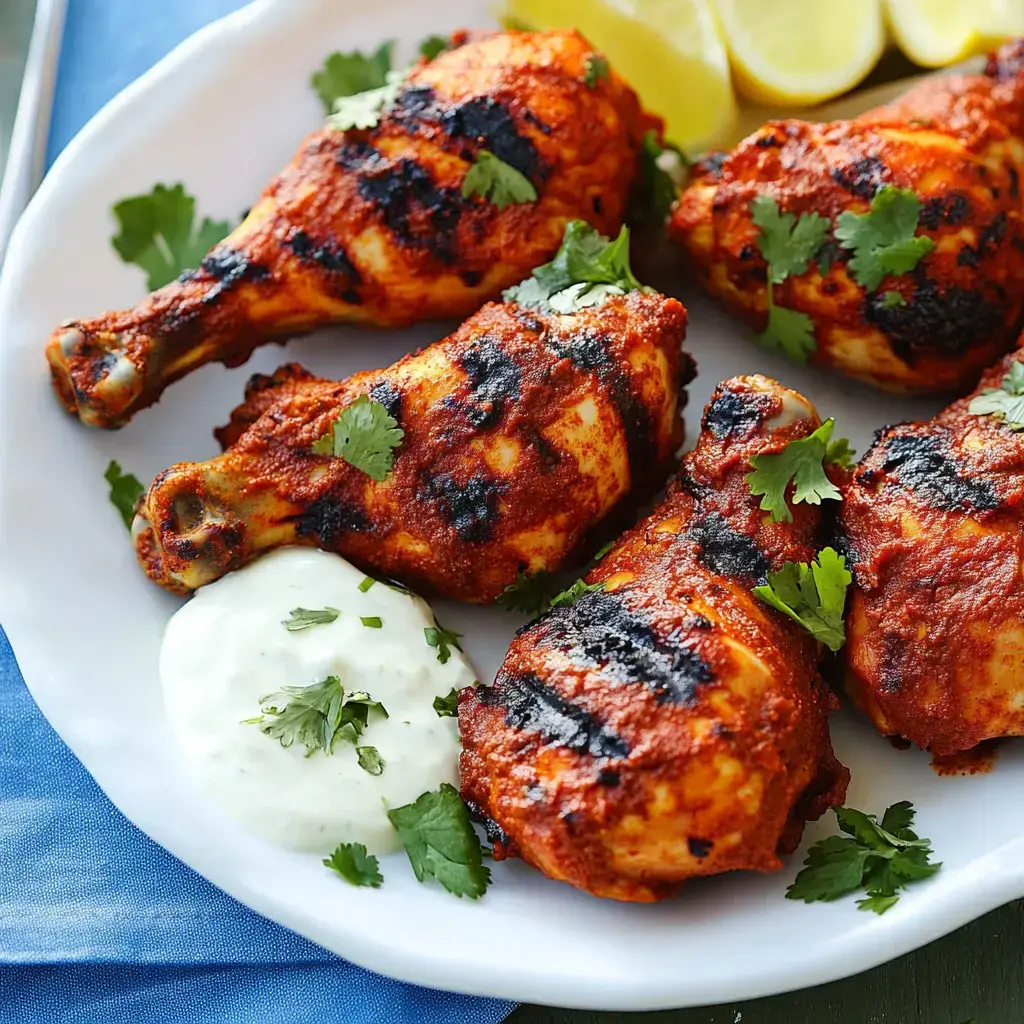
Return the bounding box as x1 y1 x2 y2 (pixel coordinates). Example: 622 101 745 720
503 0 736 154
713 0 886 106
885 0 1024 67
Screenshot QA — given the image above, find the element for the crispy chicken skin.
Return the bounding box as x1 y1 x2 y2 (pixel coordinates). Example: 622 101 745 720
842 342 1024 754
671 40 1024 394
459 376 849 902
47 29 657 428
132 291 688 599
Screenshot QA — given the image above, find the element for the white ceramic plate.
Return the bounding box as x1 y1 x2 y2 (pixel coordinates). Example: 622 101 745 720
1 0 1022 1011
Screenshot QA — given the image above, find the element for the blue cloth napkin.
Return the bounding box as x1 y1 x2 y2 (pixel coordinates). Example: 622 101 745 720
1 2 515 1021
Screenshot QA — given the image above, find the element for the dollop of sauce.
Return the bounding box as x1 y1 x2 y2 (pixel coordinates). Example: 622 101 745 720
160 547 474 853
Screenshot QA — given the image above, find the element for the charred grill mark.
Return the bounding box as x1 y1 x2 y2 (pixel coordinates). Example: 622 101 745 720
199 247 270 304
920 193 971 230
484 671 630 759
422 472 506 542
335 139 378 170
290 498 369 545
831 156 888 200
755 133 781 148
597 768 621 786
688 837 714 859
460 269 483 287
703 390 766 438
879 433 998 512
357 157 463 262
450 335 522 429
688 512 770 580
865 270 1005 361
551 330 655 480
539 590 715 704
368 379 402 421
440 97 540 182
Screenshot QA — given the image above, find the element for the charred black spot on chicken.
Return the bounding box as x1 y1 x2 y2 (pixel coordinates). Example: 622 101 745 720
422 472 507 542
880 432 998 512
688 512 770 580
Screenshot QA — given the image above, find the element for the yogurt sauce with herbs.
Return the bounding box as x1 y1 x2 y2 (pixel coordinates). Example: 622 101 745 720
159 546 474 854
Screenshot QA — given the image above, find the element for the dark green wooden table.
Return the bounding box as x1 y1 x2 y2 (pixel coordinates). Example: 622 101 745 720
510 901 1022 1022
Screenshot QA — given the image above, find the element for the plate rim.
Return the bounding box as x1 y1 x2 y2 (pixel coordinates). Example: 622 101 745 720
2 0 1024 1011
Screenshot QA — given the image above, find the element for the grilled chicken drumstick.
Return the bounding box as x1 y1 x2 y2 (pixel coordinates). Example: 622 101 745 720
671 39 1024 394
459 376 849 902
47 29 656 428
843 343 1024 754
133 287 688 600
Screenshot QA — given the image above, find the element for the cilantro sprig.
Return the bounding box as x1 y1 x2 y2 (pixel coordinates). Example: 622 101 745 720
246 676 387 756
311 42 394 113
548 578 605 609
282 607 340 631
583 53 610 88
495 570 558 616
505 220 647 314
324 841 384 888
104 460 145 530
753 547 852 652
462 150 538 210
433 688 460 718
834 186 935 291
751 195 829 362
424 622 463 665
312 394 404 481
111 184 232 291
787 801 941 914
968 361 1024 430
746 418 849 523
419 35 450 61
387 783 491 899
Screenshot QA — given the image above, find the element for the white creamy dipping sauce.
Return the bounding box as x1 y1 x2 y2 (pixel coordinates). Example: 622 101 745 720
159 546 474 854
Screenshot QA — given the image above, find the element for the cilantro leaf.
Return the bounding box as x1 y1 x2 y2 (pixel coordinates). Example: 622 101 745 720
968 361 1024 430
825 435 856 469
505 220 646 313
424 622 463 665
323 842 384 888
433 688 460 718
747 418 845 522
311 42 393 113
419 35 450 61
104 460 145 530
639 130 688 221
584 53 610 88
759 299 817 362
248 676 387 756
787 802 941 913
751 196 830 284
326 70 405 132
356 745 385 775
879 290 907 310
461 150 538 210
548 578 605 609
496 570 558 616
111 184 232 291
312 394 404 480
387 783 491 898
282 607 340 631
752 546 852 652
834 186 935 290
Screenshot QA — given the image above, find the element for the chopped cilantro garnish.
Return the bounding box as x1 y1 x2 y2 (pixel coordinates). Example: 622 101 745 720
746 418 846 522
282 607 340 631
358 576 376 593
461 150 538 210
111 183 232 291
584 53 610 88
495 570 558 616
312 394 404 481
311 42 394 113
548 578 605 609
104 460 145 530
326 70 405 132
360 616 383 629
752 547 852 652
356 745 385 775
323 841 384 888
419 35 450 61
424 622 463 665
387 783 491 899
879 290 907 310
504 220 646 314
247 676 387 756
639 130 688 221
787 801 940 914
433 688 460 718
834 186 935 290
968 361 1024 430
